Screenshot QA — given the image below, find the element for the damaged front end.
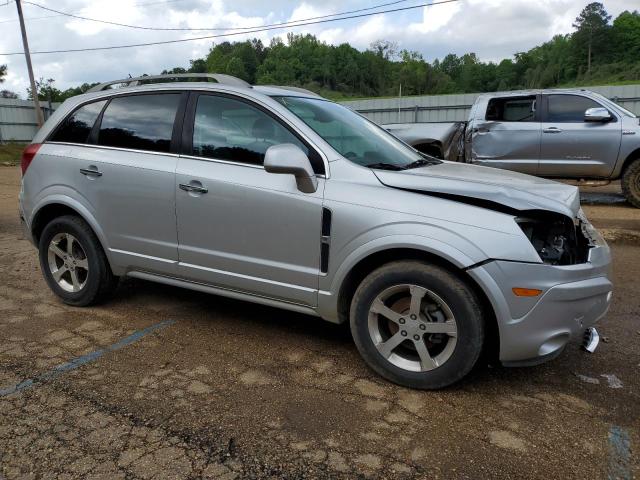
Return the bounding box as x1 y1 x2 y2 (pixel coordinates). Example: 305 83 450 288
515 210 593 265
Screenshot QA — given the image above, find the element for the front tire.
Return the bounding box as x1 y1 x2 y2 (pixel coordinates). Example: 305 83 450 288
350 261 484 389
38 215 118 306
622 158 640 208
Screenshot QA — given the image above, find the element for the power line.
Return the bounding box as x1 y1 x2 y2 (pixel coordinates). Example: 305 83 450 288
19 0 411 32
0 0 189 24
0 0 460 56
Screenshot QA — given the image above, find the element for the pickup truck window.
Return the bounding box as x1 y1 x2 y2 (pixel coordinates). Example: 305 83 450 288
546 94 603 122
486 96 536 122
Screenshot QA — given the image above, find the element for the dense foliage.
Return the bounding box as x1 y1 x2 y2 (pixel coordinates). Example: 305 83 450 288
167 3 640 99
4 2 639 102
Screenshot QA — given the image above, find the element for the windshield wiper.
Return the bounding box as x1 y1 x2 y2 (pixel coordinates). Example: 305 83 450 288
403 157 442 169
365 162 405 171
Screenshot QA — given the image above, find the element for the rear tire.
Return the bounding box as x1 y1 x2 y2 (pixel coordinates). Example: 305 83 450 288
38 215 118 306
622 158 640 208
350 261 484 389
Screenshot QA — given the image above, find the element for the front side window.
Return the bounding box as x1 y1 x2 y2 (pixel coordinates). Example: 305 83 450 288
98 94 181 153
191 95 322 172
547 95 603 123
51 100 107 144
273 96 426 169
486 96 536 122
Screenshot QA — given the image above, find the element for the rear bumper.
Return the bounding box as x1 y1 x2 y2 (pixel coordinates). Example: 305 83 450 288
467 242 612 365
19 213 35 247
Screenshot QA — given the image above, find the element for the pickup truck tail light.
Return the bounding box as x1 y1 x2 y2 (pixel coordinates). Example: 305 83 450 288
21 143 42 176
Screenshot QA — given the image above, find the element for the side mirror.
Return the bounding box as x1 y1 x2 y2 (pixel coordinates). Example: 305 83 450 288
264 144 318 193
584 107 612 122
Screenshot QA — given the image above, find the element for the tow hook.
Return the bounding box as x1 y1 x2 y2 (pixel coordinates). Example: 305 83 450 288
582 327 600 353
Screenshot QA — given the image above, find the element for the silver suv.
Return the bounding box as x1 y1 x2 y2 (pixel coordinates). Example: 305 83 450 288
19 74 613 389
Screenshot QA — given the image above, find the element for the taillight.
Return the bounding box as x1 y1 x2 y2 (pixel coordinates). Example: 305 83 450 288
21 143 41 176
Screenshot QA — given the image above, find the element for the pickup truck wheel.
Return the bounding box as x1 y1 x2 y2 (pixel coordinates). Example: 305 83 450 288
622 158 640 208
38 215 118 306
350 261 484 389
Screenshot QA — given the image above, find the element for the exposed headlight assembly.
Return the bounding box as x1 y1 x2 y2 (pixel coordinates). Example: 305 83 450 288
516 211 591 265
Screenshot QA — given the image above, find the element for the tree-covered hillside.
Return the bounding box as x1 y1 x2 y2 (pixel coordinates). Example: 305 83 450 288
3 2 639 102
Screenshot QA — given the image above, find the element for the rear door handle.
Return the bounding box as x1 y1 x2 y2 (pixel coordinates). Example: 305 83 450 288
80 167 102 177
179 183 208 194
543 127 562 133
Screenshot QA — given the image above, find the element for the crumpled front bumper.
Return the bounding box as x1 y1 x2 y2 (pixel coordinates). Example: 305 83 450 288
467 239 612 366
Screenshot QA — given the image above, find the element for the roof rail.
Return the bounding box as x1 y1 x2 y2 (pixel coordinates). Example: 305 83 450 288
262 85 322 98
87 73 251 92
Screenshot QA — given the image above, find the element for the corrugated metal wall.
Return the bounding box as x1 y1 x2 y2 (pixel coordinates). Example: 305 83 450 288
1 84 639 142
342 84 640 124
0 99 58 143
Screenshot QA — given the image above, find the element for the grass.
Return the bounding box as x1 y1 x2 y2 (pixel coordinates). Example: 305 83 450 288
0 142 26 166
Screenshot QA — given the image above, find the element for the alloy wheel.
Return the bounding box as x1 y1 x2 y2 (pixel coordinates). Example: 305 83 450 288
47 233 89 293
367 284 458 372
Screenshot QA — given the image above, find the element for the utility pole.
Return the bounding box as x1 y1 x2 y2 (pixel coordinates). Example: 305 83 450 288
15 0 44 127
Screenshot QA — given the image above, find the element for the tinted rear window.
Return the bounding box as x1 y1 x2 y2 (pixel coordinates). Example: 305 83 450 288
51 100 107 144
547 95 603 122
98 94 181 153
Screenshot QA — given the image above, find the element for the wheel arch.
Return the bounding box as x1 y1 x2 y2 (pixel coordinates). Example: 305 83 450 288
621 147 640 176
30 198 116 272
333 247 500 361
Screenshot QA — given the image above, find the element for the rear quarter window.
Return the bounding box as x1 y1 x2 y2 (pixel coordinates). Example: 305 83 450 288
485 96 536 122
97 94 181 153
50 100 107 144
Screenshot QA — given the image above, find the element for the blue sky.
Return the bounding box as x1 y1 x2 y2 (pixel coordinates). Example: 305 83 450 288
0 0 633 96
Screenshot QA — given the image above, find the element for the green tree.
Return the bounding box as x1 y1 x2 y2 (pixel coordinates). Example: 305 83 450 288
49 6 640 101
27 78 63 102
611 10 640 63
161 67 187 74
1 90 18 99
188 59 207 73
572 2 611 74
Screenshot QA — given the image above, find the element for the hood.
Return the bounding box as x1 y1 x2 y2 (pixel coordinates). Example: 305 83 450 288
373 161 580 218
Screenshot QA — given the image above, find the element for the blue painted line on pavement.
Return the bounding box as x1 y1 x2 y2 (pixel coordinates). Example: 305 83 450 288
608 425 632 480
0 320 175 397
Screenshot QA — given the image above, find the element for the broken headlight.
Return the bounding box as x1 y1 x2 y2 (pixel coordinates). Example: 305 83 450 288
516 211 590 265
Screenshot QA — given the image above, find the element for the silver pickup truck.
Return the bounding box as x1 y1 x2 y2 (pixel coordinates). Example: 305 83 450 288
384 89 640 207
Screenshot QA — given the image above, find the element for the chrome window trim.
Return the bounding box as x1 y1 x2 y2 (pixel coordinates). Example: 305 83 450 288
178 153 327 179
45 141 327 178
45 141 180 157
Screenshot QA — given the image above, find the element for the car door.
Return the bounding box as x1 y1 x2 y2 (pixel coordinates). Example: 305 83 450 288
469 95 541 175
68 92 186 274
175 92 326 306
539 94 622 177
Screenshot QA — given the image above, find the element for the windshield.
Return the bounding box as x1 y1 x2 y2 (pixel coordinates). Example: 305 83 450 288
273 96 428 169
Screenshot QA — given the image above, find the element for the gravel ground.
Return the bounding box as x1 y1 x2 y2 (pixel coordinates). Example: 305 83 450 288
0 166 638 479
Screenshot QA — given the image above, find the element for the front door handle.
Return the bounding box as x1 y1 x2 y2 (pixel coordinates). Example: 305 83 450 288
543 127 563 133
80 167 102 177
179 183 208 194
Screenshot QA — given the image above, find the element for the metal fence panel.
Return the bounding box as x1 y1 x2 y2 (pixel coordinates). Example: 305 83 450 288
0 98 59 143
342 84 640 124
